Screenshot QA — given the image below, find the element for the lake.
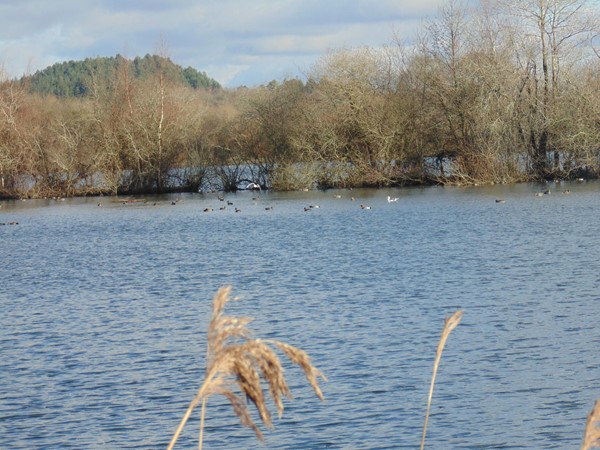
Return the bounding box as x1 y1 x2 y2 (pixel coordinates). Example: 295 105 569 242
1 181 599 449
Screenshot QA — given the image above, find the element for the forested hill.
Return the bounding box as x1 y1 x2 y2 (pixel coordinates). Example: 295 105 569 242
23 54 221 97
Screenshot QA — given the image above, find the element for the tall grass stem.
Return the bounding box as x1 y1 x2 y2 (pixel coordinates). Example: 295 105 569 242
198 398 207 450
420 310 463 450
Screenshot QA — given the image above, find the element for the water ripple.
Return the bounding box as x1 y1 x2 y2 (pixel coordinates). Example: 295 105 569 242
2 183 600 448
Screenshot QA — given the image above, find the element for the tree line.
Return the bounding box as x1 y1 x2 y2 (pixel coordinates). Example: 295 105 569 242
1 0 599 199
25 54 221 98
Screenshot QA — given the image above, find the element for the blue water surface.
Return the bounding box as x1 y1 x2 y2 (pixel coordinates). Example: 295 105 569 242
1 181 599 449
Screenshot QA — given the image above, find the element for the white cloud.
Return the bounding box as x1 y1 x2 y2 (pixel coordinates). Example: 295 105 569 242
0 0 452 86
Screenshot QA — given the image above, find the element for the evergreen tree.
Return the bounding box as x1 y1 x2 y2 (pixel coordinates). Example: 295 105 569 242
24 55 220 97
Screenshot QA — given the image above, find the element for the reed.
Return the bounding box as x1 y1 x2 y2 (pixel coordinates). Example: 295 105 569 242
167 286 326 450
582 399 600 450
420 310 463 450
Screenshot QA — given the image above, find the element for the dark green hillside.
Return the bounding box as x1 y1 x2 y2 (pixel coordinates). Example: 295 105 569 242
24 54 221 97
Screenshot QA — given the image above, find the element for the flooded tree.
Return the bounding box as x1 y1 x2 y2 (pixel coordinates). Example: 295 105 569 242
0 0 598 199
0 68 25 197
297 47 408 187
498 0 600 177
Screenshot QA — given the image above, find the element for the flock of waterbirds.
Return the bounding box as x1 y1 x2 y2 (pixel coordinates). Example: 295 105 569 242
0 178 588 225
94 177 584 210
493 177 583 204
90 189 402 213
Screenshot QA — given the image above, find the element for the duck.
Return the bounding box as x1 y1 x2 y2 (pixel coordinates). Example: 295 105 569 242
360 204 371 210
235 208 241 213
203 207 213 212
495 199 506 203
387 196 399 202
265 206 273 211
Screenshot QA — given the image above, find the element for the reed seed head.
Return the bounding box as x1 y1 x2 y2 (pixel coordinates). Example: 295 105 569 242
170 285 326 447
582 399 600 450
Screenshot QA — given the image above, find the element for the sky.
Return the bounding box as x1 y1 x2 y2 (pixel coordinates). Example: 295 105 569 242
0 0 451 88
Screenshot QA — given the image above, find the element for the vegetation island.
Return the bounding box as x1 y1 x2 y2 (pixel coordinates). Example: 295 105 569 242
0 0 599 199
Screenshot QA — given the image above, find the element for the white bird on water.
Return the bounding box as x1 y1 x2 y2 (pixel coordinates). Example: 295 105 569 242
387 196 399 202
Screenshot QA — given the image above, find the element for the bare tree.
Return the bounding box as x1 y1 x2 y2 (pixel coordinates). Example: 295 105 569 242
0 68 23 196
498 0 600 176
417 0 484 182
301 47 406 187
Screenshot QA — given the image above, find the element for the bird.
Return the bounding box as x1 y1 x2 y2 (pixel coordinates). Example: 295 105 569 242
495 199 506 203
246 182 261 190
360 204 371 210
387 196 399 202
265 206 273 211
309 205 320 209
203 207 213 212
535 192 544 197
543 189 551 195
235 208 241 213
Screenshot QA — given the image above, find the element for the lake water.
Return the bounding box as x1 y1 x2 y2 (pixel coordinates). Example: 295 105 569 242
1 181 599 449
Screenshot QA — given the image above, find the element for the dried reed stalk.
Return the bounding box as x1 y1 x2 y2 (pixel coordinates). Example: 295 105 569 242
167 286 326 450
420 310 463 450
582 399 600 450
